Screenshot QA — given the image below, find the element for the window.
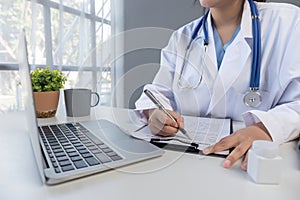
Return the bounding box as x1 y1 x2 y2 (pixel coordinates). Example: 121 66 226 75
0 0 112 112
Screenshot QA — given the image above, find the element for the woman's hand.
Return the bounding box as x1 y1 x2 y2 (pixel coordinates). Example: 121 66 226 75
144 109 184 137
203 122 272 171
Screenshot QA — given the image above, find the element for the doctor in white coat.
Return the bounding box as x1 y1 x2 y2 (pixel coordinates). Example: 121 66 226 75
135 0 300 170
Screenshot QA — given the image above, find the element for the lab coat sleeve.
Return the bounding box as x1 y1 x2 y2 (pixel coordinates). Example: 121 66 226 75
242 21 300 145
134 32 179 114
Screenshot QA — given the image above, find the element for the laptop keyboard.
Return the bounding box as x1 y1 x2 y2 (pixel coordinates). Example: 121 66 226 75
39 122 123 173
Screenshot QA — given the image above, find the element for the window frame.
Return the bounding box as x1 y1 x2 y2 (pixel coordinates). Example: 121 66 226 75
0 0 112 96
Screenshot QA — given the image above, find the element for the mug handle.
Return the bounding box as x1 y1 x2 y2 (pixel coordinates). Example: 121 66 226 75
91 92 100 107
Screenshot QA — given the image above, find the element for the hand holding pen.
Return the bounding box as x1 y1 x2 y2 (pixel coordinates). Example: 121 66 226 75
144 89 191 139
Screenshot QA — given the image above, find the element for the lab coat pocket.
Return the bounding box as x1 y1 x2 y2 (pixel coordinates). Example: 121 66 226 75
233 90 271 120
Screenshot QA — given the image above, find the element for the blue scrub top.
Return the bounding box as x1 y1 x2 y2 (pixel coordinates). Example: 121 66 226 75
213 24 241 69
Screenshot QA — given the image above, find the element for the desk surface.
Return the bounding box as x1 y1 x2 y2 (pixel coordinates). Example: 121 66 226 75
0 106 299 200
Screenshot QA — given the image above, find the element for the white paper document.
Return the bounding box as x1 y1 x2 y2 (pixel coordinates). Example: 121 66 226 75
131 116 231 155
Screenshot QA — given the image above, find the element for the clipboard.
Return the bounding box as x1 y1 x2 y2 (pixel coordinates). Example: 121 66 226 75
150 138 200 154
149 138 230 157
131 116 233 156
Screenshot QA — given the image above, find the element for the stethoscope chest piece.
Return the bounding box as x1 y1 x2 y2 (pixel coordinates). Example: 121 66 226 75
243 89 262 107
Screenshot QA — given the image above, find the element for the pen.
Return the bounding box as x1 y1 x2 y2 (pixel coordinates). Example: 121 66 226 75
144 89 191 139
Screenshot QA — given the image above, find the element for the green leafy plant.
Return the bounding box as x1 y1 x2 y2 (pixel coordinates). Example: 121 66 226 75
31 66 67 92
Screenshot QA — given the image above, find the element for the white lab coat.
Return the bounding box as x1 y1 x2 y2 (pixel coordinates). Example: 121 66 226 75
135 1 300 144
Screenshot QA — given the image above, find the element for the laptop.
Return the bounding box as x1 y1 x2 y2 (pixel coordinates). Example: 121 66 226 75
18 30 164 185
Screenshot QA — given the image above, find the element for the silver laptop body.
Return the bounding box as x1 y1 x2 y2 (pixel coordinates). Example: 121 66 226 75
18 30 164 185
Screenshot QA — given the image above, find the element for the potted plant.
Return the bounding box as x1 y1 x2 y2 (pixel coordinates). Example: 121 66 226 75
31 66 67 118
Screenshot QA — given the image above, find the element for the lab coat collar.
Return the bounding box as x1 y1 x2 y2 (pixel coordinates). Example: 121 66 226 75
195 0 253 72
204 0 254 115
197 0 253 40
241 0 253 39
196 10 219 76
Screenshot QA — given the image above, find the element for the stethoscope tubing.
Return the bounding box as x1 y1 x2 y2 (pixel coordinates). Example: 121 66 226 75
179 0 261 93
249 0 261 89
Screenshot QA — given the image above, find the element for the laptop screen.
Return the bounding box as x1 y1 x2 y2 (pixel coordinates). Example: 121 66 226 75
18 29 46 184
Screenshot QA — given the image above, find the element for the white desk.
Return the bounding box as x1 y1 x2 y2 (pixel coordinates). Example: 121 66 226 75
0 106 299 200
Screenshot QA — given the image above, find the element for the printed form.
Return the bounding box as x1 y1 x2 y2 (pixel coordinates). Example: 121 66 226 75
131 116 231 154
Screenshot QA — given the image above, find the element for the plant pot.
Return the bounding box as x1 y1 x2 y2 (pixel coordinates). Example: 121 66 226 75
33 91 60 118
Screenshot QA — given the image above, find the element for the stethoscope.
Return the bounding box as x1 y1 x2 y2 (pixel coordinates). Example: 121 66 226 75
177 0 262 108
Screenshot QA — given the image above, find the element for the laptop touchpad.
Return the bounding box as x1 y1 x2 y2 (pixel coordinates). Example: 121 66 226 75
80 120 160 154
